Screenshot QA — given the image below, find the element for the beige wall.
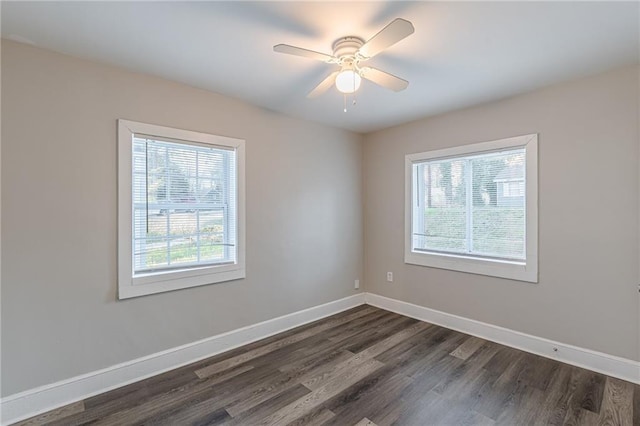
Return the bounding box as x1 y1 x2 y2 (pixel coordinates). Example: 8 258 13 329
0 41 364 396
363 65 639 361
2 38 638 398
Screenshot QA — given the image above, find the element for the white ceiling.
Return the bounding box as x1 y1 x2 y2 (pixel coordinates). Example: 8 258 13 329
2 1 638 133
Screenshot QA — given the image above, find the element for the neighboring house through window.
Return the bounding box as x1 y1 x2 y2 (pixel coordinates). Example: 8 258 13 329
495 163 525 205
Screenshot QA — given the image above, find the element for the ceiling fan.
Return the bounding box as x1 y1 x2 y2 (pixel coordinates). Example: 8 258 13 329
273 18 415 99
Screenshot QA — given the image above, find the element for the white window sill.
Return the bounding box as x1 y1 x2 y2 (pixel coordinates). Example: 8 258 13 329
405 250 537 283
119 264 245 299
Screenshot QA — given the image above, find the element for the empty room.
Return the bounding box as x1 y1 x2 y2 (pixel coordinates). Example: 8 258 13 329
1 1 639 425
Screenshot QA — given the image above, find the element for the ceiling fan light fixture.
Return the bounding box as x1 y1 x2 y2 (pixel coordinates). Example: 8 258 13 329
335 69 361 94
274 18 414 99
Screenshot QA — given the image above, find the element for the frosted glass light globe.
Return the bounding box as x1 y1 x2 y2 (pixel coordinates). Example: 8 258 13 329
335 70 362 94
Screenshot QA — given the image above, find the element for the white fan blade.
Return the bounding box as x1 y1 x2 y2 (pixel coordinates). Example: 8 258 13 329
360 67 409 92
307 71 339 98
358 18 415 59
273 44 335 63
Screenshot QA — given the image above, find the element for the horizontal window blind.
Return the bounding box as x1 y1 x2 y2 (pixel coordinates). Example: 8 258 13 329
132 136 237 274
412 148 526 261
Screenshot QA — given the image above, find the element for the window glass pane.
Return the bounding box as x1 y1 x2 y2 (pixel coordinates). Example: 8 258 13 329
413 148 525 260
132 137 236 274
419 159 467 253
471 150 525 259
198 209 226 263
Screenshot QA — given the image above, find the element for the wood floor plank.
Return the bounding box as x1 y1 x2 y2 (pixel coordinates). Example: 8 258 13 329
90 364 281 426
574 370 606 414
323 310 394 341
562 405 600 426
450 335 486 360
512 352 550 390
246 311 390 372
279 314 410 371
372 324 440 364
440 405 495 426
524 362 574 426
244 334 332 372
495 385 545 425
221 384 311 425
284 407 335 426
393 390 455 426
84 368 198 410
355 320 431 360
442 364 500 411
278 313 402 374
225 349 354 417
328 314 409 347
45 368 205 426
257 358 384 426
371 400 405 426
474 351 527 420
147 405 230 426
300 353 369 391
399 328 468 378
483 344 522 375
379 350 465 424
13 401 85 426
143 369 295 425
195 306 378 378
341 316 418 353
264 314 396 374
71 365 249 426
406 347 465 392
530 355 562 391
434 341 500 398
353 418 377 426
17 307 640 426
301 321 429 392
596 377 634 426
322 364 413 426
88 382 225 426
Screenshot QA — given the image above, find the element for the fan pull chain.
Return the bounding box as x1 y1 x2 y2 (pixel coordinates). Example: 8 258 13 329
352 71 358 107
342 71 359 112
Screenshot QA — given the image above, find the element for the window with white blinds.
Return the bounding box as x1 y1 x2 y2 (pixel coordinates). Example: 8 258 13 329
405 134 538 283
132 137 237 273
118 120 245 299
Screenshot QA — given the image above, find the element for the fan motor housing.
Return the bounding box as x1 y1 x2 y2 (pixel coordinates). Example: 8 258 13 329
332 36 364 60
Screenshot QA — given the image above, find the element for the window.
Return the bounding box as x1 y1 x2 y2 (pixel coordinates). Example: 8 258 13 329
405 134 537 282
118 120 245 299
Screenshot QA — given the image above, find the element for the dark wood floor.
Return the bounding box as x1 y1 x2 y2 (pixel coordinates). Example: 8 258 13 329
16 306 640 426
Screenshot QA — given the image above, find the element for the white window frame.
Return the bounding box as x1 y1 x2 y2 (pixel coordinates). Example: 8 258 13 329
405 134 538 283
118 119 246 299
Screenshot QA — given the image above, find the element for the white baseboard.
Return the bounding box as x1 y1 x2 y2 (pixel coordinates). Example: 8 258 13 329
365 293 640 385
3 291 638 425
0 293 366 425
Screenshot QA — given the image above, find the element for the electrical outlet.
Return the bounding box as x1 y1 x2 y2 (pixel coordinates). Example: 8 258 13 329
354 279 360 289
387 272 393 282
